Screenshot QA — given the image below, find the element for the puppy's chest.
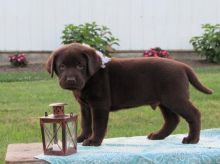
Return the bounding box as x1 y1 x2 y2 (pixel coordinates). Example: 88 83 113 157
73 90 89 105
73 89 99 104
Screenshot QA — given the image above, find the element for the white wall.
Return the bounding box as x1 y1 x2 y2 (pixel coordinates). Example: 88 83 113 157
0 0 220 51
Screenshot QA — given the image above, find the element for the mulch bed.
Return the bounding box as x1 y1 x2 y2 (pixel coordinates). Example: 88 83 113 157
0 64 46 73
179 59 220 67
0 59 219 73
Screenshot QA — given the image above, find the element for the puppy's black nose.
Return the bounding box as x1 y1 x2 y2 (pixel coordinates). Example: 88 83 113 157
66 77 76 83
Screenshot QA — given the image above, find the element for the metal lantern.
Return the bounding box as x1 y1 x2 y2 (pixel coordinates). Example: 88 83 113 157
40 102 78 156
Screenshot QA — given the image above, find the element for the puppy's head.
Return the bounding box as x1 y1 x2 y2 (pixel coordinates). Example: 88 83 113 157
46 43 102 90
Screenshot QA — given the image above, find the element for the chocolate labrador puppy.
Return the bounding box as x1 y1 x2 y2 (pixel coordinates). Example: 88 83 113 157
47 43 212 146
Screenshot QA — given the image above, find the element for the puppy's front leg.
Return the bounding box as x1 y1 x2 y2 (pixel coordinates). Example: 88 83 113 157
77 103 92 143
83 107 109 146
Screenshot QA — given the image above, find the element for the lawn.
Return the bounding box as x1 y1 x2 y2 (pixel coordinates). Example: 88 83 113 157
0 67 220 163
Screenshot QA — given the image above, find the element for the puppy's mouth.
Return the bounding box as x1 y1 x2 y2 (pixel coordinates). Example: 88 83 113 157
59 80 85 90
61 85 82 90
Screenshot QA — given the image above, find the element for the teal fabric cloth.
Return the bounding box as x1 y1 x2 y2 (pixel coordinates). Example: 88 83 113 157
35 129 220 164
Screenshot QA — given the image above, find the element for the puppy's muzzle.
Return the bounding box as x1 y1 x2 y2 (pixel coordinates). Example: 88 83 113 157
60 75 85 90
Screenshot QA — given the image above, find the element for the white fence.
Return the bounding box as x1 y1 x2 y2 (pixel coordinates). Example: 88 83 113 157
0 0 220 51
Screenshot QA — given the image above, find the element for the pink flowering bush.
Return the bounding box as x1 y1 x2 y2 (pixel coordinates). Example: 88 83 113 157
9 54 28 67
143 47 170 58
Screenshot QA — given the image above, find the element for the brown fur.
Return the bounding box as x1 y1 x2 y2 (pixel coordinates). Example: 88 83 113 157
46 43 213 146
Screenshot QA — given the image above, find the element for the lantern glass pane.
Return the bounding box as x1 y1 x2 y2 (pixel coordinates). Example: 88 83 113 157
44 122 63 152
66 121 77 149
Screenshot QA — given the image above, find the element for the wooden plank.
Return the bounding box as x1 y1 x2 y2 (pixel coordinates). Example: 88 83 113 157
5 143 47 164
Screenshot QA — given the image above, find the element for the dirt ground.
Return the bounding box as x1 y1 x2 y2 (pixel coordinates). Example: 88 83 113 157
0 58 219 73
0 64 46 73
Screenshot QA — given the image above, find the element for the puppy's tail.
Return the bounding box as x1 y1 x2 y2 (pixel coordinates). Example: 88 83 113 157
185 66 213 94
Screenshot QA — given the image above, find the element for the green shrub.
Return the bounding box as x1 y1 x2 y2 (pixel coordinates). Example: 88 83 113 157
61 22 119 56
190 24 220 63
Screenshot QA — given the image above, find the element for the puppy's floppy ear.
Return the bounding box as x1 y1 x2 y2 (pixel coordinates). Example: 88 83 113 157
83 48 101 76
46 54 55 78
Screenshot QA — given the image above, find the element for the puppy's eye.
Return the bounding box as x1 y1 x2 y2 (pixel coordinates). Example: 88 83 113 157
76 64 84 70
59 64 65 71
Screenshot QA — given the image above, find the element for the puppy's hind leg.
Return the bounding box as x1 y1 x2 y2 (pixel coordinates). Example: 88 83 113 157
148 105 180 140
171 101 201 144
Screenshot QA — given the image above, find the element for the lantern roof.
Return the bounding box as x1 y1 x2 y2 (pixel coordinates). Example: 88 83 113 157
49 102 67 107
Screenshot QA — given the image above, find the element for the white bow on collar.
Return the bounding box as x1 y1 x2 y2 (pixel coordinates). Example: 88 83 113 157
82 43 111 68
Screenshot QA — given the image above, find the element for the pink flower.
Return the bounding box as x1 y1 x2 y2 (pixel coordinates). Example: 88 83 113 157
9 53 27 67
160 50 168 57
143 47 170 58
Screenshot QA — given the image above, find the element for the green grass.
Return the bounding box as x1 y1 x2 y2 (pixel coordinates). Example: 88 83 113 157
0 71 50 82
0 67 220 163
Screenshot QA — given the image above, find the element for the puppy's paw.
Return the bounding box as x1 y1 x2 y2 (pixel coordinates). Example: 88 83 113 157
182 136 199 144
147 133 165 140
82 138 102 146
77 135 88 143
